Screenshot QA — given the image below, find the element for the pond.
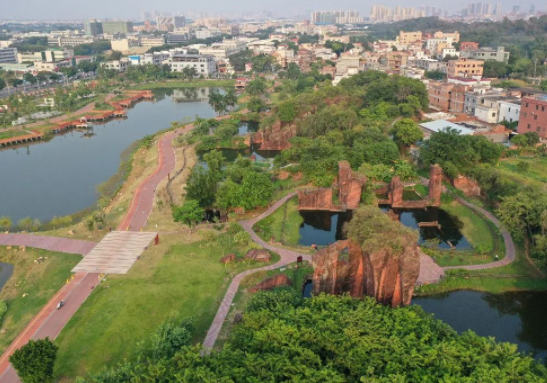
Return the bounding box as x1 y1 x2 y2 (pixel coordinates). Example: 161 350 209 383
413 290 547 360
0 88 220 223
298 211 352 247
296 207 470 250
197 143 279 170
380 206 471 250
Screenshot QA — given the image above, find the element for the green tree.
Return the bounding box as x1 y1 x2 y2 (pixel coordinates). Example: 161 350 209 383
245 78 267 96
247 96 266 112
109 51 122 61
172 200 204 228
390 118 423 148
277 101 297 127
0 216 12 231
511 134 529 147
424 70 447 80
10 338 58 383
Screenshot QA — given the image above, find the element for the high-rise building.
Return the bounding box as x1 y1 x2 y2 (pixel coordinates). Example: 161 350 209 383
84 20 103 36
369 5 425 22
102 21 133 34
494 3 502 15
311 11 362 25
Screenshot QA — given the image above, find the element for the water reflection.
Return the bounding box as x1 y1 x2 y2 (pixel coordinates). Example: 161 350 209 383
380 206 471 250
298 211 352 247
414 290 547 360
0 88 219 222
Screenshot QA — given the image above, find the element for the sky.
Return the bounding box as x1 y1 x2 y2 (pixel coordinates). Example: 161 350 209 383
0 0 545 21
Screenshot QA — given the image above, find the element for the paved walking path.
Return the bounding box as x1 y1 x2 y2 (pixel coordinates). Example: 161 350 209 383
0 236 99 383
0 234 96 255
202 193 311 351
443 198 516 271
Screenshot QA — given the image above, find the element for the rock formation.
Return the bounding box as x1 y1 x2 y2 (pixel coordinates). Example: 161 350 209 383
452 175 481 197
219 253 236 264
428 164 443 206
311 239 420 307
298 161 367 212
248 274 292 293
245 249 271 262
383 164 443 209
251 122 296 150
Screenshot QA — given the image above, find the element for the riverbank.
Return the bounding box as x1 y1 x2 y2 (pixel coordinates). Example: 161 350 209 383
129 79 235 90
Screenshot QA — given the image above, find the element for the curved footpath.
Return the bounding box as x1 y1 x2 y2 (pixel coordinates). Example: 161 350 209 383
202 193 311 351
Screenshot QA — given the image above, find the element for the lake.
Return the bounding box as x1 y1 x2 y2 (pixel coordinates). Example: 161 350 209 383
0 88 220 223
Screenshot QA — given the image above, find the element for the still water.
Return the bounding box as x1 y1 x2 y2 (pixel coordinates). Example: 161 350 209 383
0 88 219 223
414 290 547 360
298 208 470 249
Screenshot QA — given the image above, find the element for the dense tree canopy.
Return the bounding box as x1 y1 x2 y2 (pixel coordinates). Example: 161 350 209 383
82 292 547 382
10 338 57 383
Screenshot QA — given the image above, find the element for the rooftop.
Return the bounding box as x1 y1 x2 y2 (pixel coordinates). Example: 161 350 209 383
419 119 475 135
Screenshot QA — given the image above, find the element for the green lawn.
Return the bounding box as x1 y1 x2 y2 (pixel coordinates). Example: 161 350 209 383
0 247 81 352
129 79 235 90
253 197 303 246
499 157 547 188
0 130 31 140
53 232 280 380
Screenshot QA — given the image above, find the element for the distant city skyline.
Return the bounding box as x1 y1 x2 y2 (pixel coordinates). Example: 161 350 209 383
1 0 546 20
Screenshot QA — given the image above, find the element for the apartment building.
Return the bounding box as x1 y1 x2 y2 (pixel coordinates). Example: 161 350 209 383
461 46 510 63
17 49 74 63
518 95 547 139
168 54 217 77
102 21 134 34
34 60 72 71
100 59 130 71
199 40 246 59
447 58 483 78
48 36 95 47
140 36 166 48
0 47 17 63
84 20 103 36
433 31 460 43
397 31 422 45
498 99 521 123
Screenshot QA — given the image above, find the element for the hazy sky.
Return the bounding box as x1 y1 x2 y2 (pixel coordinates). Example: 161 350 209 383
0 0 545 21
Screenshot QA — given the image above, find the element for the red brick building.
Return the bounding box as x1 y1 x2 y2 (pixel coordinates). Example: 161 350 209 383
518 95 547 139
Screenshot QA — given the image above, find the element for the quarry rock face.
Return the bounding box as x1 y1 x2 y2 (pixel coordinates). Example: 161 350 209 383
452 175 481 197
298 161 367 212
248 274 292 293
219 253 236 264
385 164 443 209
312 239 420 307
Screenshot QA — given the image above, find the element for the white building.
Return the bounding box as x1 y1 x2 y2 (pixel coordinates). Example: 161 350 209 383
140 36 166 48
100 59 130 71
168 54 217 77
498 99 521 123
0 47 17 63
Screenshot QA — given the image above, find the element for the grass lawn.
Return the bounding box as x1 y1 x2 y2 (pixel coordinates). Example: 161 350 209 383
253 196 303 246
0 130 32 140
0 247 81 353
53 231 279 381
499 156 547 189
129 79 235 90
417 239 547 296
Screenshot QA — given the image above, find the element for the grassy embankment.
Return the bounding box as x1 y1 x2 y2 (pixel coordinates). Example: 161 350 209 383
0 247 80 353
129 79 235 90
53 232 280 380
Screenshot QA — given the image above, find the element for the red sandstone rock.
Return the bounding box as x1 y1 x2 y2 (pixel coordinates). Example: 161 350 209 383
298 162 366 212
219 253 236 264
428 164 443 206
245 249 271 262
389 177 404 208
452 175 481 197
278 170 290 180
251 122 296 150
248 274 292 293
311 239 420 307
